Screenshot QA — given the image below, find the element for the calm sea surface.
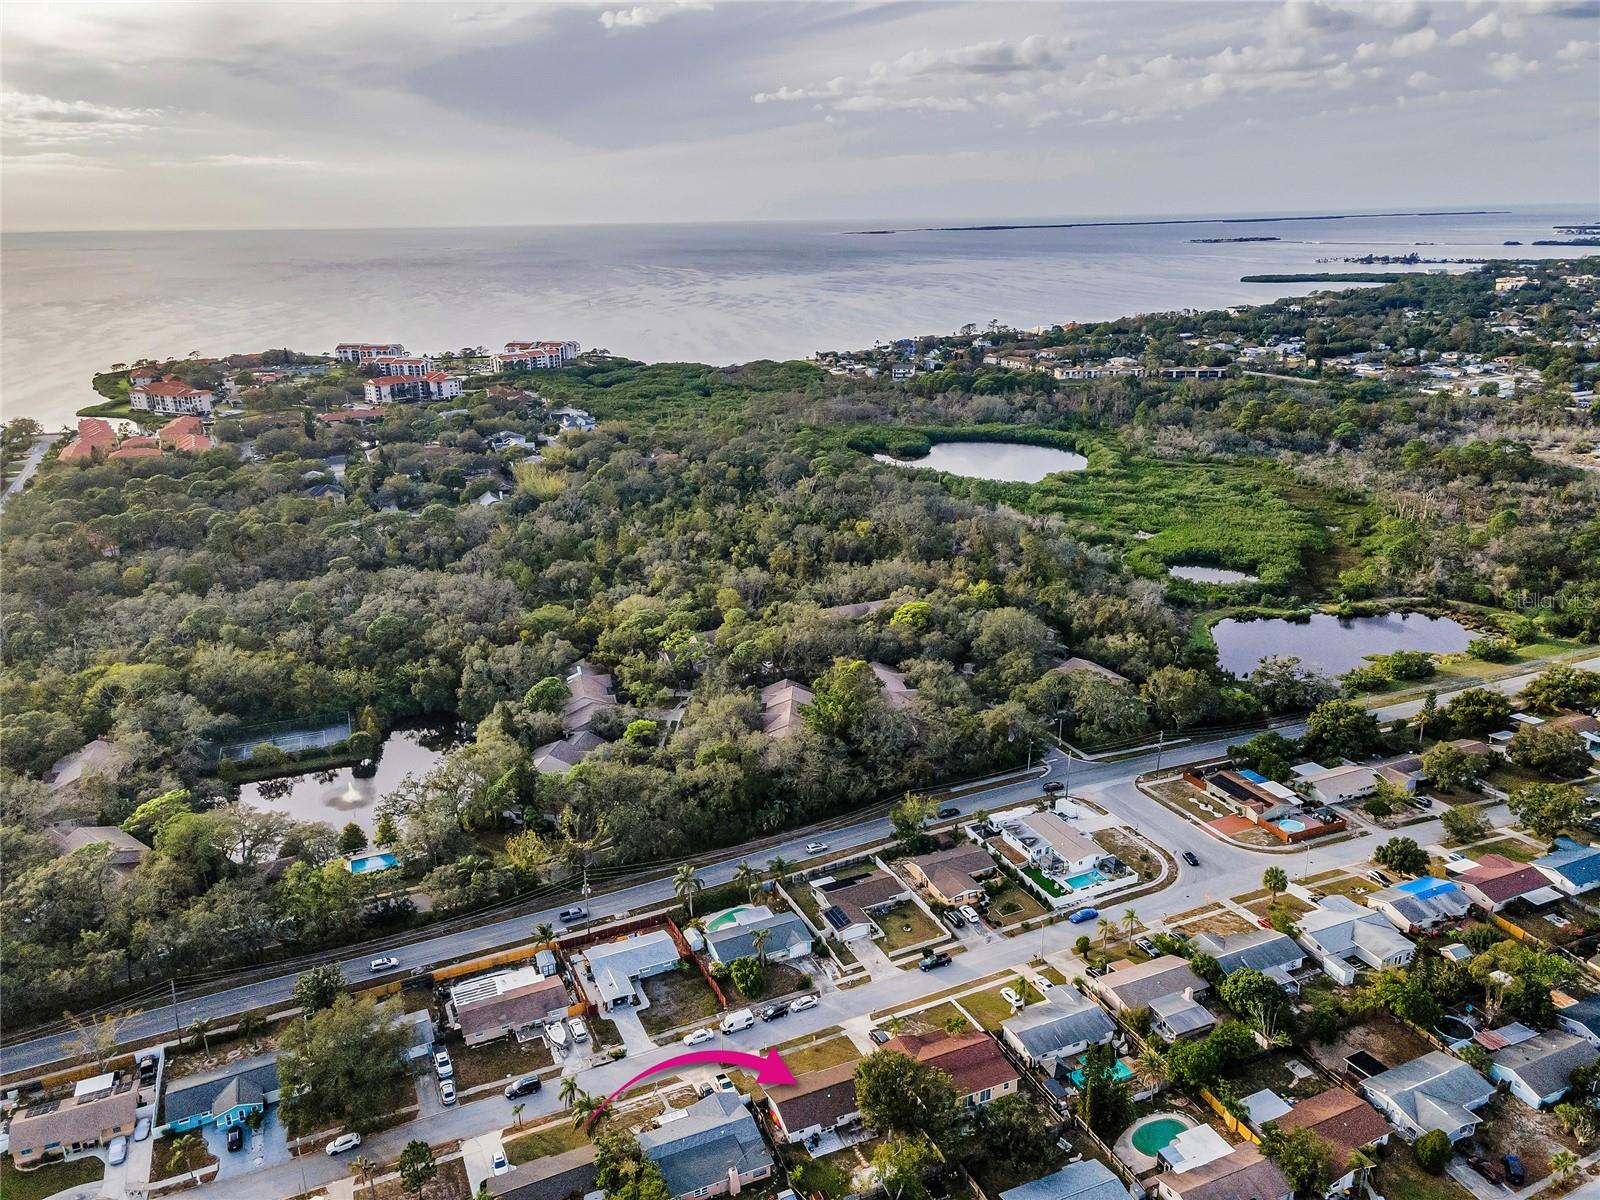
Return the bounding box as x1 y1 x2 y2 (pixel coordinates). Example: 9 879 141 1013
2 206 1592 429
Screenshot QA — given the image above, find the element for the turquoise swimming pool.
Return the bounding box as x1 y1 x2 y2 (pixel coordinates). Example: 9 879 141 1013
348 851 399 874
1129 1116 1188 1156
1068 1058 1133 1088
1065 868 1106 890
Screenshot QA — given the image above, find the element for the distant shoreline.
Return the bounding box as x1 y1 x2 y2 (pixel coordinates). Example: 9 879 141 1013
846 210 1513 236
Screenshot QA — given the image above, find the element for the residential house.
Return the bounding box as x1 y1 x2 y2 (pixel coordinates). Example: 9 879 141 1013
902 844 999 906
1149 1144 1291 1200
1295 896 1416 984
130 376 216 415
581 929 682 1011
163 1059 281 1132
997 1161 1133 1200
44 738 118 792
1455 854 1561 912
1367 876 1471 934
488 1145 598 1200
1536 838 1600 897
1295 763 1380 806
704 908 813 965
363 373 463 404
637 1090 774 1200
998 811 1102 875
57 417 118 465
812 871 911 942
868 662 918 712
1000 989 1117 1074
1556 992 1600 1047
1548 713 1600 759
1092 955 1209 1015
1360 1052 1495 1142
1149 991 1217 1041
335 342 406 362
317 407 387 425
304 482 345 502
765 1062 860 1145
1273 1088 1392 1196
47 825 149 873
1050 657 1131 685
8 1072 140 1164
1189 929 1305 991
448 967 571 1046
158 414 217 452
550 406 597 431
761 679 813 739
1200 770 1300 818
1489 1029 1598 1108
881 1029 1019 1108
532 730 606 774
563 659 617 733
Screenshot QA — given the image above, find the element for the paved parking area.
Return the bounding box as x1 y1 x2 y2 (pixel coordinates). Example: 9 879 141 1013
201 1111 291 1181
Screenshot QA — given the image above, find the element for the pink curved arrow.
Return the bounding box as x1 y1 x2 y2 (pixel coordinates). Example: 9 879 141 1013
584 1048 795 1128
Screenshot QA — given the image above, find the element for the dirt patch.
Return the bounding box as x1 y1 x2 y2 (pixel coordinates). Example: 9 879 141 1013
639 968 722 1036
1094 828 1162 883
1471 1093 1589 1186
1303 1013 1435 1081
453 1035 553 1089
1147 779 1230 823
1172 908 1253 937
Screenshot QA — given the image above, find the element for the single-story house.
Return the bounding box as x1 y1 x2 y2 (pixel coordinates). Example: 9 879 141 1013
1534 837 1600 897
163 1058 282 1133
812 871 911 942
47 824 149 871
449 967 571 1045
1556 991 1600 1047
868 662 918 712
562 659 616 733
1456 854 1563 912
998 1160 1132 1200
1295 896 1415 985
1548 712 1600 758
764 1062 860 1145
1274 1087 1393 1196
1489 1029 1598 1108
637 1090 773 1200
1051 657 1130 686
761 679 813 739
902 844 999 906
882 1029 1019 1108
1150 1144 1291 1200
532 730 606 774
488 1145 597 1200
1360 1051 1495 1142
1200 770 1298 816
1091 955 1208 1014
1375 755 1427 794
582 930 683 1011
704 909 812 965
1189 929 1304 991
44 738 118 792
1000 989 1117 1073
1149 991 1216 1041
8 1072 141 1164
1367 876 1471 934
1296 764 1380 806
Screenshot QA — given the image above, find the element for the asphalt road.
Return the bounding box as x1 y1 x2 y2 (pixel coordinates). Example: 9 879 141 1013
0 434 58 511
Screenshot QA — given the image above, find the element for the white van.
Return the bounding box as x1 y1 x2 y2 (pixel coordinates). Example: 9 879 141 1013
720 1008 755 1034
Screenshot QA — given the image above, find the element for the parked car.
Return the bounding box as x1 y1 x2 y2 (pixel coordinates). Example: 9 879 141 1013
1257 917 1273 929
134 1115 152 1143
1463 1153 1502 1185
568 1017 588 1042
1042 781 1064 794
870 1028 891 1043
1068 907 1099 924
1133 937 1158 956
789 995 818 1014
558 906 587 923
137 1054 159 1085
434 1049 453 1078
713 1072 738 1097
506 1074 542 1099
937 806 960 819
758 1003 787 1022
227 1125 244 1152
959 904 982 925
1085 963 1111 978
1182 851 1200 867
720 1008 755 1034
1368 870 1392 885
1000 987 1023 1009
440 1078 457 1106
369 956 400 973
326 1132 363 1156
1502 1154 1525 1186
108 1137 128 1166
683 1027 715 1046
492 1151 510 1176
1032 976 1055 993
943 909 965 929
805 841 828 854
919 952 952 971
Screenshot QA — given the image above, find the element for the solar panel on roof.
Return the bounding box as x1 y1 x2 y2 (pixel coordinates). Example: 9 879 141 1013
822 906 850 930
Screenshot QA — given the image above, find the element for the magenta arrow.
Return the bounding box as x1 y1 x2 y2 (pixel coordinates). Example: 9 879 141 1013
584 1048 796 1128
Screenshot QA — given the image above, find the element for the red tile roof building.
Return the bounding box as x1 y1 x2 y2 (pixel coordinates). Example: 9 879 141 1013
130 376 215 415
493 341 580 372
363 372 463 404
368 356 436 377
881 1029 1019 1107
57 418 117 464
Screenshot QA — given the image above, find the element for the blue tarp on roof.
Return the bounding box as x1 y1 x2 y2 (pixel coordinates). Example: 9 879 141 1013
1240 769 1270 784
1397 876 1459 898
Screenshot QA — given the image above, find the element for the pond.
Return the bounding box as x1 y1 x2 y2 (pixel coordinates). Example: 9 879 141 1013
238 721 462 833
1212 612 1475 679
1168 565 1259 585
872 440 1087 483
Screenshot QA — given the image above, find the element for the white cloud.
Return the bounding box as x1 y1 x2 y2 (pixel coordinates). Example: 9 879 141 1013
1389 27 1439 56
1486 50 1539 79
598 1 711 31
1367 0 1432 32
1448 13 1504 44
1407 69 1441 88
0 91 165 149
1555 37 1597 60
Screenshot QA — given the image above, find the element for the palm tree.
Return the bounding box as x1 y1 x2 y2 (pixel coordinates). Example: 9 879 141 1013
1121 909 1139 942
189 1018 214 1054
170 1132 206 1184
572 1092 605 1133
1096 917 1114 949
1551 1150 1580 1183
734 860 758 902
751 927 771 964
766 855 790 881
559 1075 583 1109
535 922 555 945
673 864 704 917
1134 1046 1168 1092
350 1155 379 1199
512 1103 525 1130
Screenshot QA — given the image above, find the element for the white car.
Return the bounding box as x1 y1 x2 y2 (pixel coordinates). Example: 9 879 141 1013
369 956 400 973
440 1078 457 1106
1032 977 1055 994
788 995 818 1013
326 1132 363 1156
1000 987 1023 1009
959 905 982 925
434 1050 454 1079
108 1136 128 1167
492 1152 511 1176
683 1027 715 1046
568 1017 589 1042
805 841 828 854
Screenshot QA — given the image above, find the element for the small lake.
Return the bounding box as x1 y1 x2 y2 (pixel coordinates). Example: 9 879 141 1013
873 440 1088 483
1169 565 1259 585
1212 612 1476 678
239 722 462 833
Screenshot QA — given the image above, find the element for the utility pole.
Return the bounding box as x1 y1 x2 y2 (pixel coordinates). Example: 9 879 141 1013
170 977 181 1037
1154 730 1165 775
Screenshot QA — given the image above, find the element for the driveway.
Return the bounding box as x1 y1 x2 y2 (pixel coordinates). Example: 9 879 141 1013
459 1131 505 1194
602 1004 657 1057
202 1111 290 1182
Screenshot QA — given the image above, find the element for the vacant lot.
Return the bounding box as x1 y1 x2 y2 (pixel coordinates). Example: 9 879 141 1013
455 1035 553 1089
1095 827 1163 882
1172 907 1252 937
779 1035 860 1075
1304 1012 1435 1081
640 969 722 1036
985 882 1047 926
1228 1051 1331 1103
1471 1092 1587 1187
1368 1142 1474 1200
961 978 1043 1029
877 902 944 952
1308 873 1378 901
505 1121 588 1165
1467 837 1541 863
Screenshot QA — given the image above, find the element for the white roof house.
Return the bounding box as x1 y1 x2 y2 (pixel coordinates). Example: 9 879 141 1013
1361 1052 1495 1142
1295 896 1416 985
1000 810 1101 873
999 989 1117 1072
581 930 682 1010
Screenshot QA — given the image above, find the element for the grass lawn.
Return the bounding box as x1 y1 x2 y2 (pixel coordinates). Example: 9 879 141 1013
959 981 1036 1030
505 1121 589 1165
153 1133 219 1182
778 1035 860 1074
1227 1052 1329 1103
1465 837 1541 863
895 1000 969 1033
1035 964 1069 985
2 1156 106 1200
454 1036 553 1089
790 1156 855 1200
1369 1144 1474 1200
1022 867 1067 898
1171 907 1252 936
639 968 722 1036
985 883 1047 926
1245 894 1312 920
876 902 944 952
1307 873 1379 901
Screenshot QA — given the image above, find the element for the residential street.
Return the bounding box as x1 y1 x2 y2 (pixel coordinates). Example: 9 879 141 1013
0 434 58 511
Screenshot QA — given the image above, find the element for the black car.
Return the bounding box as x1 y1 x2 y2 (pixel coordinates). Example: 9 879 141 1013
758 1004 787 1022
1502 1154 1525 1186
937 806 960 819
226 1125 244 1153
505 1075 542 1100
944 910 965 928
918 952 952 971
137 1054 159 1085
1182 851 1200 866
1042 781 1064 794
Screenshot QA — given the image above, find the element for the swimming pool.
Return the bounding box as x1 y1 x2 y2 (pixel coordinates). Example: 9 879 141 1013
1129 1116 1188 1156
1065 869 1106 890
1068 1058 1133 1088
1275 818 1306 834
705 906 757 931
348 851 399 874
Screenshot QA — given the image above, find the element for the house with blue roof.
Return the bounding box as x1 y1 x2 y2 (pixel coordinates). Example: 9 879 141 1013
162 1057 280 1133
637 1090 773 1200
1369 875 1471 933
1534 837 1600 897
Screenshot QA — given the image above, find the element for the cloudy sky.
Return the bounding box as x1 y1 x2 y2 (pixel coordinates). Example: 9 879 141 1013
2 0 1596 231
